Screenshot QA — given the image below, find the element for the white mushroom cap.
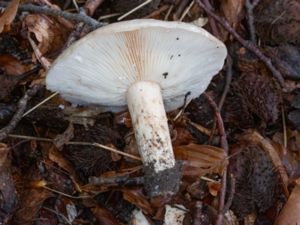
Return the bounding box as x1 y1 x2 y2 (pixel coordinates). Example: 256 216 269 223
46 19 227 111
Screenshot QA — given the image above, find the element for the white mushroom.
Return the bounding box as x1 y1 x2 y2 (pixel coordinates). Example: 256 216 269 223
46 19 227 197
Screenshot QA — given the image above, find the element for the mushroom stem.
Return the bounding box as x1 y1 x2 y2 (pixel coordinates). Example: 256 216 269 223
127 81 181 196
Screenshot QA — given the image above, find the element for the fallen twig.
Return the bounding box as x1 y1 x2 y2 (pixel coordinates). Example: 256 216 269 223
64 0 105 48
245 0 260 42
196 0 285 87
222 174 235 213
209 56 233 143
204 93 229 225
89 175 144 186
202 0 220 38
174 0 190 20
0 85 41 141
0 2 104 29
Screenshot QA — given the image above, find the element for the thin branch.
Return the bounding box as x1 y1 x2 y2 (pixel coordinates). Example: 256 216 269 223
245 0 259 42
219 56 233 110
202 0 220 38
195 0 285 87
0 85 41 141
204 93 229 225
89 175 144 186
222 174 235 213
174 0 190 20
209 56 233 143
0 2 105 29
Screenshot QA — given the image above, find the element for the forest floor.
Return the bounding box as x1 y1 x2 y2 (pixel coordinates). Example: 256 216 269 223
0 0 300 224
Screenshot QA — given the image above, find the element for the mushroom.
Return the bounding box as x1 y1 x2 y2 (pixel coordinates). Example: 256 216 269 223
46 19 227 197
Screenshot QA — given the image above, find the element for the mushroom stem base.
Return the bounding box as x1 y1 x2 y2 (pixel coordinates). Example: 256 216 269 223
144 161 182 197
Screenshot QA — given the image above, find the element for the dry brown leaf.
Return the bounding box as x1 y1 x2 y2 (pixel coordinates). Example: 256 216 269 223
27 33 51 70
124 134 140 162
207 182 221 197
14 188 52 224
174 144 227 177
0 54 35 100
53 123 74 149
0 55 32 76
110 146 122 161
91 205 123 225
0 0 20 33
172 126 195 146
115 111 132 128
23 13 70 60
175 144 225 161
221 0 245 28
122 188 154 215
49 148 74 174
275 178 300 225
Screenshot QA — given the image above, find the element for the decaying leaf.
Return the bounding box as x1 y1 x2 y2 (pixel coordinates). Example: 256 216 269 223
122 188 154 215
22 13 71 61
275 178 300 225
13 188 53 224
174 144 227 177
0 55 32 76
27 34 51 70
53 123 74 148
91 204 123 225
220 0 245 28
49 147 75 175
115 111 132 128
0 55 34 101
0 0 20 33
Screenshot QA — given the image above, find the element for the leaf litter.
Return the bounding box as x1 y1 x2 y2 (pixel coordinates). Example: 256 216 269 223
0 0 300 224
